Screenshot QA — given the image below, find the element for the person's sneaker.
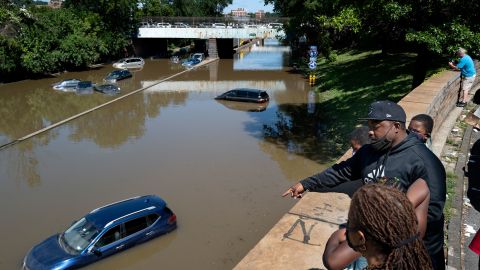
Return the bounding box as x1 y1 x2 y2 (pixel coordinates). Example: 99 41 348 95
457 101 467 107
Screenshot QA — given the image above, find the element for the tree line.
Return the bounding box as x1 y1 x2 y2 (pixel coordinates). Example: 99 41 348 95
266 0 480 87
0 0 232 82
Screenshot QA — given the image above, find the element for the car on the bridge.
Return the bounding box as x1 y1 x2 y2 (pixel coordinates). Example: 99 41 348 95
156 22 171 28
196 23 209 28
52 79 81 92
94 84 121 96
267 23 283 29
215 88 269 103
173 22 189 28
23 195 177 270
112 57 145 69
212 23 226 29
75 81 94 95
182 53 204 68
104 69 132 83
139 22 151 28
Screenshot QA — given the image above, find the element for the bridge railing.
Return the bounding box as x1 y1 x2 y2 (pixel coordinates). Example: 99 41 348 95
140 16 289 28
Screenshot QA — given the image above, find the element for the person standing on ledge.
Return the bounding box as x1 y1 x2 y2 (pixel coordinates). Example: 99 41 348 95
282 100 446 269
449 48 476 107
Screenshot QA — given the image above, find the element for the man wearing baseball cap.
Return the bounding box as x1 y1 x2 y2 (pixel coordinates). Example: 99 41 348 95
283 100 446 269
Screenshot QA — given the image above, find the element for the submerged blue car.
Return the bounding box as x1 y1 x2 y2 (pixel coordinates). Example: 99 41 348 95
23 195 177 270
181 53 204 68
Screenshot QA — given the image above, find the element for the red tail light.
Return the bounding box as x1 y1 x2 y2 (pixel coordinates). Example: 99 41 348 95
168 214 177 224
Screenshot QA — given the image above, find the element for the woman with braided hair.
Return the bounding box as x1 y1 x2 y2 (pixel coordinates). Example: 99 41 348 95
345 183 432 269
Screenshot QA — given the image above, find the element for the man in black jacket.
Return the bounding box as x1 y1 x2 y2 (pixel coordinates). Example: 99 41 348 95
283 100 446 269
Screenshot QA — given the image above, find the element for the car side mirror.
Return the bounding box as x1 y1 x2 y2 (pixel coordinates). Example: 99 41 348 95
91 248 102 256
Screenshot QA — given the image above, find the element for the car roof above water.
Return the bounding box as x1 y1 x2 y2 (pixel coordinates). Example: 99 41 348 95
85 195 166 229
230 88 266 93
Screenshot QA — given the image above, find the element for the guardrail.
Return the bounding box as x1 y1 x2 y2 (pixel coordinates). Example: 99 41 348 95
139 16 288 29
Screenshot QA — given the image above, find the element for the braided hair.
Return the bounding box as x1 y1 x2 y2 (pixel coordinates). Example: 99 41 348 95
348 184 432 270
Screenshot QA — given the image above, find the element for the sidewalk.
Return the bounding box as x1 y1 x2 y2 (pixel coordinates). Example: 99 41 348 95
446 104 480 270
462 125 480 270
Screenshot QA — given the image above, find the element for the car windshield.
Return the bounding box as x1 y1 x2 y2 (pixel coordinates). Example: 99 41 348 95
61 218 99 254
78 82 91 88
107 71 122 79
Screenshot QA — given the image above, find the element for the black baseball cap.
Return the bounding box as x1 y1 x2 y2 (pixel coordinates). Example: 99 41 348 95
358 100 406 123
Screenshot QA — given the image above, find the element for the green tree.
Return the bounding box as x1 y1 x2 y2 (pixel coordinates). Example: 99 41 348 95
267 0 480 87
19 7 106 73
171 0 232 16
64 0 138 32
137 0 174 17
63 0 139 59
0 2 25 80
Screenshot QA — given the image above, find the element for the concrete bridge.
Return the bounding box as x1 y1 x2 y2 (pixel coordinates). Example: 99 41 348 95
135 20 286 59
138 27 284 39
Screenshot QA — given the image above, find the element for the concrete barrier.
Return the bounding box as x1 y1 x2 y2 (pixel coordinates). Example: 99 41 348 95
234 68 480 269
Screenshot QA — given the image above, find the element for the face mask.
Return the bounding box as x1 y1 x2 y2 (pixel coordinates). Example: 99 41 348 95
370 125 394 152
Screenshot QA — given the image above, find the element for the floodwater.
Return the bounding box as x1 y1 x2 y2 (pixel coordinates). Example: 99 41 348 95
0 40 341 269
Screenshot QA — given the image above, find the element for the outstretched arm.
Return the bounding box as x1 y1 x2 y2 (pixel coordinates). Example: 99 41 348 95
282 153 361 198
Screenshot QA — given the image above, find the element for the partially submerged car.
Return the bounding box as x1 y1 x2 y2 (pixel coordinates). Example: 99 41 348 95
76 81 94 95
181 53 204 68
23 195 177 270
104 69 132 83
94 84 121 96
52 79 81 92
215 88 269 103
112 57 144 69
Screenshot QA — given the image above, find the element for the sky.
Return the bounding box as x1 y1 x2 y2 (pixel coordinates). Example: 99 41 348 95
38 0 275 13
224 0 274 13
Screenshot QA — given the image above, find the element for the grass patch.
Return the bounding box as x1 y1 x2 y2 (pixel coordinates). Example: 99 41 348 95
263 50 440 164
458 121 468 129
314 50 416 138
446 138 455 145
265 50 416 162
444 171 456 222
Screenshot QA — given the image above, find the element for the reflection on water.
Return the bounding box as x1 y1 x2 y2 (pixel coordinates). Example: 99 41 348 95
0 40 347 270
215 100 269 112
234 39 290 70
68 91 188 149
0 60 182 146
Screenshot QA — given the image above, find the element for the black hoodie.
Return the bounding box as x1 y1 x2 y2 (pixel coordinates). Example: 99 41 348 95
300 133 446 255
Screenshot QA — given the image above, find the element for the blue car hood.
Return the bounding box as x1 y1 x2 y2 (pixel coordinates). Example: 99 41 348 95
26 234 75 269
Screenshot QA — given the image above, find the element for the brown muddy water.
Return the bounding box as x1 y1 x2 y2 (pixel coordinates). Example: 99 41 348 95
0 40 338 269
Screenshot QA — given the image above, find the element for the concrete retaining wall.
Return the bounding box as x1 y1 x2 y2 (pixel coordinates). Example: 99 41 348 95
234 68 479 270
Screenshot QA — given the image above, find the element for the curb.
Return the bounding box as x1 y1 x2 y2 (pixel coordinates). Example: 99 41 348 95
447 121 473 269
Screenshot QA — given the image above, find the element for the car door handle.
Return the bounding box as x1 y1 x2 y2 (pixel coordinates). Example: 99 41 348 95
146 231 154 236
116 244 124 250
